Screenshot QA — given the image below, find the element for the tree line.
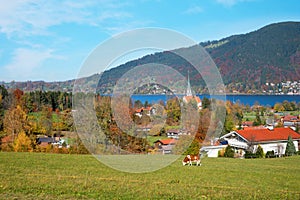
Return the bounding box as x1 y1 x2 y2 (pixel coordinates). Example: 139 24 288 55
0 86 89 153
1 84 300 155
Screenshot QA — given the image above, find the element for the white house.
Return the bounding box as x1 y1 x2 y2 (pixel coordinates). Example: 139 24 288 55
201 127 300 157
134 106 156 118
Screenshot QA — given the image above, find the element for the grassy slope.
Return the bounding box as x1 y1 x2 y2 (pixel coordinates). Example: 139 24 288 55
0 152 299 199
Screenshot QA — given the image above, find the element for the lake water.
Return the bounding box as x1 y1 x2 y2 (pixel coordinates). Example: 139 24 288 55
131 94 300 106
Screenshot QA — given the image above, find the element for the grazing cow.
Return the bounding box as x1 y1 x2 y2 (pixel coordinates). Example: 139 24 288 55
182 154 201 166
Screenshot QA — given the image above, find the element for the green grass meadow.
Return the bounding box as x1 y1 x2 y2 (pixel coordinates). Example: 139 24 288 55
0 152 300 199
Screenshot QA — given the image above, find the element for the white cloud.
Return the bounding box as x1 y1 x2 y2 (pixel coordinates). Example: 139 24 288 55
98 11 133 22
215 0 253 7
105 20 154 35
4 48 59 79
0 0 133 37
183 6 204 15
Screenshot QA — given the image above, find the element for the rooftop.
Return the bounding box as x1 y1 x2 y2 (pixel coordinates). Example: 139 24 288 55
236 127 300 142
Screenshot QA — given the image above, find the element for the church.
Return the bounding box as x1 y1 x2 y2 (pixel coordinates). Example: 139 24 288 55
182 72 202 110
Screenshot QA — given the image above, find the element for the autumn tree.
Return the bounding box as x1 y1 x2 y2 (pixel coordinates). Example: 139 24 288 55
274 103 284 112
0 94 4 132
39 106 53 136
197 108 211 142
166 98 181 126
61 109 74 131
13 88 24 107
149 124 163 136
14 130 32 152
3 105 30 141
69 136 90 154
282 100 292 111
95 95 147 153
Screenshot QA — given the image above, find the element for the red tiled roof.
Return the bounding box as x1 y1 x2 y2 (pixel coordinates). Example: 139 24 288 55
135 106 152 113
242 125 266 130
183 96 201 104
154 139 177 145
135 108 143 113
282 115 299 122
236 127 300 142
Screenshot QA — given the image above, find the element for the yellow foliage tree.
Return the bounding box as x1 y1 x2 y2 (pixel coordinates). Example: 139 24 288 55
14 131 32 152
4 105 30 140
274 103 285 112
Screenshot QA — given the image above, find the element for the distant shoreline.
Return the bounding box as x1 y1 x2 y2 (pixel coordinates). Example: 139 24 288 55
130 94 300 106
130 93 300 96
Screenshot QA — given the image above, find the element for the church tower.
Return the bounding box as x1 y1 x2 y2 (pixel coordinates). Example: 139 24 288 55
186 71 193 96
183 71 202 110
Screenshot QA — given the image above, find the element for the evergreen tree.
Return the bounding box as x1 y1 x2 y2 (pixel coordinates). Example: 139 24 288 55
202 97 211 109
256 144 264 158
159 127 166 137
285 135 296 156
253 109 262 126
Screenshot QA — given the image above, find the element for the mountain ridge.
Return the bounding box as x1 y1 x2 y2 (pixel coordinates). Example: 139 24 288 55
2 21 300 94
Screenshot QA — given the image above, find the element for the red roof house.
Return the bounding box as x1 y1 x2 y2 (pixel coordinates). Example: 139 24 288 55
281 115 300 127
154 138 177 145
236 127 300 143
201 127 300 157
153 138 177 154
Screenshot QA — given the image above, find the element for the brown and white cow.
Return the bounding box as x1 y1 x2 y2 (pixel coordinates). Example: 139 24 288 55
182 154 201 166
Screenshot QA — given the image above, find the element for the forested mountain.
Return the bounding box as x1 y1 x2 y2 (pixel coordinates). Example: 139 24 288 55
202 21 300 92
95 21 300 94
2 21 300 94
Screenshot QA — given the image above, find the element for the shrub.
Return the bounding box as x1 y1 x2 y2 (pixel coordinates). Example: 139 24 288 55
224 145 234 158
218 148 225 157
245 151 258 159
266 150 276 158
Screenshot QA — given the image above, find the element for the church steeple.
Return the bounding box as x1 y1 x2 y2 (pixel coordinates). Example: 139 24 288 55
186 70 192 96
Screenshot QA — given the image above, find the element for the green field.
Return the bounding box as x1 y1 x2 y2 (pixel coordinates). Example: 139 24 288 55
0 152 300 199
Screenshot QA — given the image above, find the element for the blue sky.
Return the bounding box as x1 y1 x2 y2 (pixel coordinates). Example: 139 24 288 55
0 0 299 82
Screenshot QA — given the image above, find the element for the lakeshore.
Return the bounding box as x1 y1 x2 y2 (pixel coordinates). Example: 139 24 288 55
130 94 300 107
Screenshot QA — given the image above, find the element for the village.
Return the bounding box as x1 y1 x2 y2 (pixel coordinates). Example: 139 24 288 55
129 77 300 158
264 80 300 94
135 104 300 158
2 77 300 160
